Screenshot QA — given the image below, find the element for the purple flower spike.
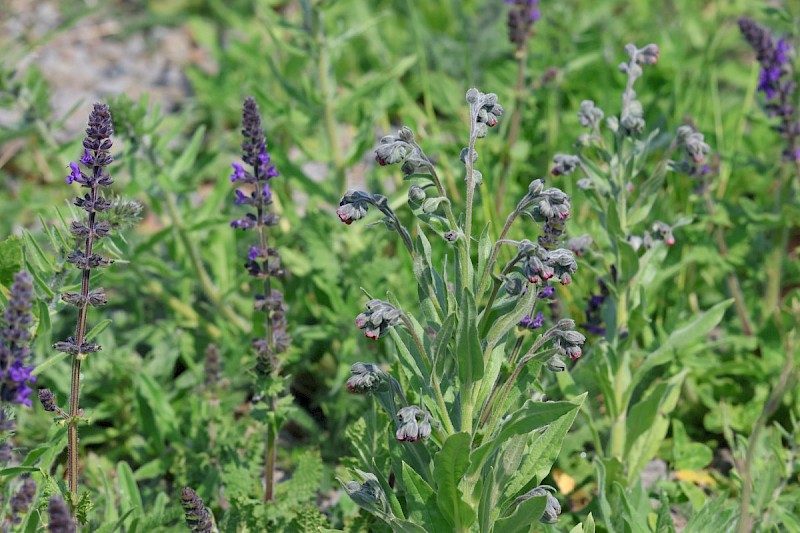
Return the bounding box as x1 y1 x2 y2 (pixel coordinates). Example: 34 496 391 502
230 162 245 182
80 148 93 165
234 190 248 205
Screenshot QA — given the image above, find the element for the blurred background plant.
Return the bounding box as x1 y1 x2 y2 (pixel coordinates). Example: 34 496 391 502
0 0 798 530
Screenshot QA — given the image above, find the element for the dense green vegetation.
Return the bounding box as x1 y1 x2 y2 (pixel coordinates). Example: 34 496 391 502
0 0 798 531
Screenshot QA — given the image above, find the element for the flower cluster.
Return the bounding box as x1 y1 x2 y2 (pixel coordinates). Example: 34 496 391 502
180 487 213 533
230 97 280 231
518 240 577 286
552 323 586 361
738 18 799 162
337 190 373 225
229 97 290 379
613 44 659 136
505 0 540 49
551 153 580 176
374 126 424 176
581 279 609 336
343 470 386 513
345 362 386 394
523 180 572 249
518 311 545 330
467 89 504 138
395 406 433 442
512 485 561 524
56 103 117 362
0 271 36 407
355 300 400 340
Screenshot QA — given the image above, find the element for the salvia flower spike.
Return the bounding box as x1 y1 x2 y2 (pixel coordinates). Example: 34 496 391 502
47 496 76 533
180 487 214 533
229 97 291 503
53 103 122 502
0 271 36 408
738 18 799 163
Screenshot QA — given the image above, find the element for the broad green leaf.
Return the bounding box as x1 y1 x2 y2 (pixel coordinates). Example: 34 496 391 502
626 371 686 481
493 495 546 533
671 419 713 470
0 235 23 286
435 433 476 529
468 397 583 477
432 314 456 373
401 462 450 531
485 282 536 355
117 461 143 513
502 394 585 504
636 300 732 378
456 290 484 385
616 238 639 285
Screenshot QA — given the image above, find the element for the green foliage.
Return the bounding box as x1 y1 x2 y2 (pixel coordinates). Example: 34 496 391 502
1 0 799 530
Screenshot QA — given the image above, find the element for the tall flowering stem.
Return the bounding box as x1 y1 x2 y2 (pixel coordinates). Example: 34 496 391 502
55 103 117 501
229 97 290 503
738 18 800 319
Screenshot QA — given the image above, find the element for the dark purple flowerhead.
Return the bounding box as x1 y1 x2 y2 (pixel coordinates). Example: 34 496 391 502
180 487 213 533
0 271 36 407
739 18 793 103
519 311 545 330
47 496 76 533
230 97 279 231
506 0 540 48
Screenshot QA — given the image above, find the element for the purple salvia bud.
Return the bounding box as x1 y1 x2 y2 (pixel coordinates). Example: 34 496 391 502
506 0 540 48
47 496 76 533
180 487 213 533
39 389 58 412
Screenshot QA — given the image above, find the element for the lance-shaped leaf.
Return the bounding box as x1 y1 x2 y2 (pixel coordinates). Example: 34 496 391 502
434 433 477 529
468 396 584 478
456 290 484 386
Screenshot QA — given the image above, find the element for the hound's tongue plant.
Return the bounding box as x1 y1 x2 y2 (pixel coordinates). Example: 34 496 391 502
336 87 587 531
